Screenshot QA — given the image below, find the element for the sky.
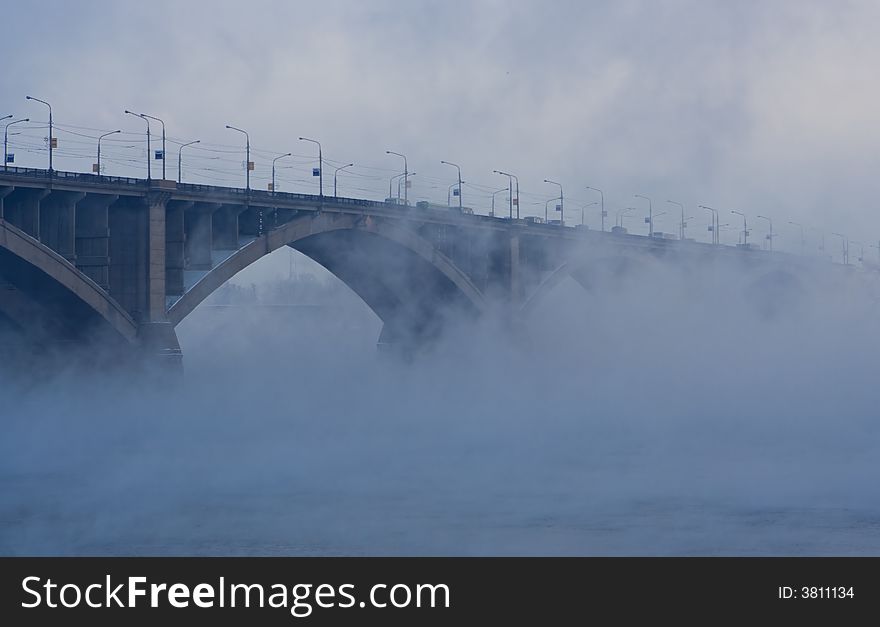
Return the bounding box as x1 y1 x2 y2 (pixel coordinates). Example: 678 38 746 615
3 0 880 255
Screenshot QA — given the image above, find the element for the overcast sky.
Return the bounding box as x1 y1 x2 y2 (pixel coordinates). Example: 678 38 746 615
3 0 879 253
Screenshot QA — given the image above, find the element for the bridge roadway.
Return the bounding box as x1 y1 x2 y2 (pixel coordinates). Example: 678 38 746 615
0 167 854 367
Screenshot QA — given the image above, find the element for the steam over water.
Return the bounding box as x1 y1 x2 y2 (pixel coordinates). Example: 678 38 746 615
2 253 880 555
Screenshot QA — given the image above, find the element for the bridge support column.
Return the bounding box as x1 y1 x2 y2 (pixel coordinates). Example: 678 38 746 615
0 187 13 220
146 192 169 323
136 321 182 374
165 200 189 298
75 194 116 291
40 191 83 262
140 192 182 373
4 188 48 238
510 233 522 305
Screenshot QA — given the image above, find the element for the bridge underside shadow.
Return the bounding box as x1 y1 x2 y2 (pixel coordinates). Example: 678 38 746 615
168 212 487 357
290 230 480 352
0 220 137 360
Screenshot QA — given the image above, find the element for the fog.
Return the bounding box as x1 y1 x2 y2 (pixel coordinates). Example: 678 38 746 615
2 246 879 556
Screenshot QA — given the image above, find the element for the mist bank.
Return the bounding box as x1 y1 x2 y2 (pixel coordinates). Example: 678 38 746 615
1 255 879 556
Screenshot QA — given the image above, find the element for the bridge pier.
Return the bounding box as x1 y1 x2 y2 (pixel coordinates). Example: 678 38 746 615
4 188 48 238
165 200 189 300
0 187 13 220
74 194 116 291
136 321 183 374
40 191 83 262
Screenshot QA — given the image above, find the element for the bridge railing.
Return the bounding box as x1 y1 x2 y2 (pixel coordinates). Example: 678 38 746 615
0 166 147 188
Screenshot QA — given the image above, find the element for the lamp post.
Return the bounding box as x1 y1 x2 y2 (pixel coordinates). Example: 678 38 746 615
586 186 605 232
543 179 563 224
635 194 653 237
491 187 507 217
95 129 120 176
389 172 405 201
731 210 748 245
756 215 773 251
831 232 849 265
544 197 556 222
511 174 520 219
788 221 805 256
178 139 200 183
667 200 685 240
25 96 52 171
3 118 28 172
299 137 323 197
271 152 292 194
386 151 408 205
493 170 514 219
334 163 354 197
699 205 718 244
581 201 598 226
618 207 637 229
440 160 462 210
140 113 166 179
225 125 250 190
447 181 465 207
125 110 151 180
0 115 10 122
398 172 416 199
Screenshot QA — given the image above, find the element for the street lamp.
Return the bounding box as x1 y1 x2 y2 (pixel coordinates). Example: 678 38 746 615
0 115 10 122
493 170 514 219
225 125 250 190
788 221 805 256
389 172 406 201
635 194 653 237
586 186 605 232
511 174 520 219
731 210 748 245
447 180 466 207
580 201 599 227
95 129 120 176
756 215 773 251
544 179 563 225
178 139 200 183
386 151 408 205
699 205 718 244
441 160 463 210
398 172 417 199
25 96 53 171
139 113 166 179
490 187 507 217
667 200 685 240
618 207 638 229
299 137 323 197
3 118 28 172
125 110 151 180
543 197 558 222
831 232 849 265
334 163 354 197
271 152 292 194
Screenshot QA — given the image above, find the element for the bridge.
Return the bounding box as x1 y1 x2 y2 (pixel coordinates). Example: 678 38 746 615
0 167 859 368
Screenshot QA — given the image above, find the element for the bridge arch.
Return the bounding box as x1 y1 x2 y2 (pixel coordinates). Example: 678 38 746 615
0 219 137 345
521 251 652 318
168 211 487 344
